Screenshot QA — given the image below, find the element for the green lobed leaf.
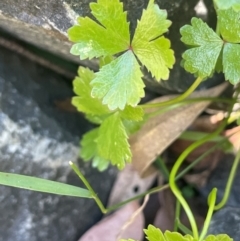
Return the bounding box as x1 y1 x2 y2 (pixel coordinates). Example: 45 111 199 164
218 8 240 43
222 43 240 84
120 105 144 121
72 67 110 115
214 0 240 10
132 0 175 80
204 234 233 241
97 112 131 169
80 128 109 171
180 17 223 78
144 225 165 241
68 0 129 59
91 50 145 110
0 172 92 198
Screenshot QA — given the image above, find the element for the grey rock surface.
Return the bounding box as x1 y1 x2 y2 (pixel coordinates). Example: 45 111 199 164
0 0 223 93
0 45 117 241
208 206 240 240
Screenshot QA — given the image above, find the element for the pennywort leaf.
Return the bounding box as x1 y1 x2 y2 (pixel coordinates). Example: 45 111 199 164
218 8 240 43
0 172 92 198
68 0 129 59
180 18 223 78
68 0 174 110
72 67 110 115
72 66 144 170
132 0 175 80
222 43 240 84
181 7 240 84
91 50 145 110
97 112 132 170
80 128 110 171
214 0 240 10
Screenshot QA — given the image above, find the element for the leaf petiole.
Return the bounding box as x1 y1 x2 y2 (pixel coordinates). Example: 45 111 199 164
141 76 203 109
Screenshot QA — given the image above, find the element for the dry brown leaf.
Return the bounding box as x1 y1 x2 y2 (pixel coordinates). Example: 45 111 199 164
108 164 157 207
130 83 228 176
79 201 144 241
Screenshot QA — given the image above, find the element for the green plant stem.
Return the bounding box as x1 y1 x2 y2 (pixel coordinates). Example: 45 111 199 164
180 131 226 142
155 157 170 181
141 77 203 109
176 140 227 179
214 149 240 210
70 162 107 214
174 200 181 231
107 184 169 212
175 218 193 235
142 97 235 109
169 114 231 240
199 188 217 241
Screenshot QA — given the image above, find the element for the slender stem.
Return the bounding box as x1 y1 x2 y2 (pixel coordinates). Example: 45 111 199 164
69 162 107 214
176 218 193 235
107 184 169 212
155 157 170 181
141 77 203 109
169 115 230 239
214 149 240 210
176 140 226 180
142 97 235 109
180 131 226 142
199 188 217 241
174 200 181 231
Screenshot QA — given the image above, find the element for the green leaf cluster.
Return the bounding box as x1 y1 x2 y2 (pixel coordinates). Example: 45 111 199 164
68 0 175 110
180 7 240 84
120 225 233 241
73 67 144 171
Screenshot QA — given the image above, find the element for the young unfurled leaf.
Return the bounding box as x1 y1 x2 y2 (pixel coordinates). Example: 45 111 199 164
91 51 145 110
80 128 109 171
68 0 174 110
97 113 131 169
132 0 175 80
180 18 223 78
218 8 240 43
214 0 240 10
72 67 110 115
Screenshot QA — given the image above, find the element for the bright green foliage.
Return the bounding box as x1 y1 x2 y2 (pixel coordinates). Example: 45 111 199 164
68 0 129 59
120 105 144 121
80 128 110 171
214 0 240 10
91 51 145 110
223 43 240 84
204 235 233 241
68 0 174 110
0 172 92 198
180 18 223 78
121 225 233 241
181 8 240 84
97 113 132 170
72 67 110 115
218 8 240 43
72 66 144 170
132 0 175 80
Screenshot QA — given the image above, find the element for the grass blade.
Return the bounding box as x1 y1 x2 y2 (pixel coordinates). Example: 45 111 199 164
0 172 92 198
